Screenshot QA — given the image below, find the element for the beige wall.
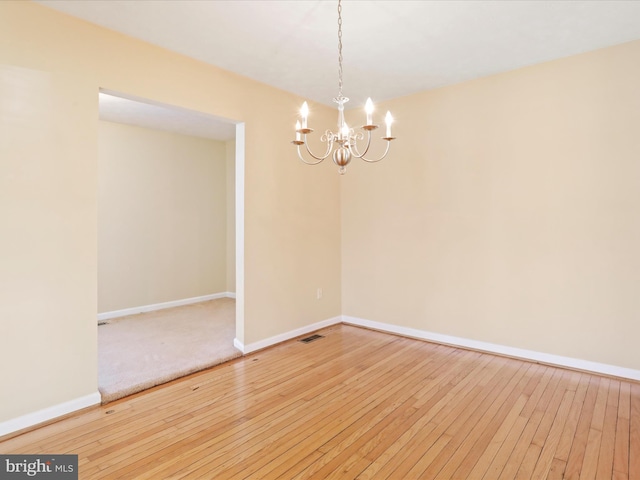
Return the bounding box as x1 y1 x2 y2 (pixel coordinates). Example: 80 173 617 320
342 40 640 371
0 59 97 425
98 121 229 313
0 1 341 424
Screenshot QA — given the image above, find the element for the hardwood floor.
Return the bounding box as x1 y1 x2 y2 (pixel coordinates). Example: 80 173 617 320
2 324 638 479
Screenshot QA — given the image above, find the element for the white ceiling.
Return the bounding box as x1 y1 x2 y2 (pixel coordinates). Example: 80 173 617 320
41 0 640 138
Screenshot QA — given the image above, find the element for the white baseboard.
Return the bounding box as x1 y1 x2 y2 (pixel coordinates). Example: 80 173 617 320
342 315 640 382
98 292 236 321
0 392 101 438
235 316 342 354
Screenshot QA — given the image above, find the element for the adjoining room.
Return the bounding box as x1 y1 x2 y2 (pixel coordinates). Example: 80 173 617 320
97 92 240 402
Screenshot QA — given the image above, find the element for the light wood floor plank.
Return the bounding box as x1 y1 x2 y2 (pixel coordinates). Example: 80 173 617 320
564 375 602 479
514 370 572 480
547 457 567 480
479 364 547 480
435 363 533 479
1 324 637 479
630 382 640 480
580 378 611 480
553 373 590 465
529 388 576 479
596 380 621 480
613 381 631 479
496 368 565 480
464 393 528 480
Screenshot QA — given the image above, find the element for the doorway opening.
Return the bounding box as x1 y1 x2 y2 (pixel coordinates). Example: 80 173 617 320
97 89 245 402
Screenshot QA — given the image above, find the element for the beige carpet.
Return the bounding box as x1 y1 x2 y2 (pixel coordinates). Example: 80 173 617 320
98 297 241 404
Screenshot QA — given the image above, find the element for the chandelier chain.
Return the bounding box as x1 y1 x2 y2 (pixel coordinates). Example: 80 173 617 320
337 0 343 98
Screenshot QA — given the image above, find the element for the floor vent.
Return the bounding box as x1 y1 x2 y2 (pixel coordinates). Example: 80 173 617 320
299 334 324 344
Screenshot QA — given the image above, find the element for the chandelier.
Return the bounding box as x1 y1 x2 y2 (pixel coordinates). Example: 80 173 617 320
292 0 396 175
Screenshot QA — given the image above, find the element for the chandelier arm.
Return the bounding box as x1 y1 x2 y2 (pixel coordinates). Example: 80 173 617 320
347 130 372 159
300 133 335 162
296 144 326 165
359 140 392 163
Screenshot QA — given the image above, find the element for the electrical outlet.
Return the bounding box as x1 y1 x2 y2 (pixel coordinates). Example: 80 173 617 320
317 288 323 300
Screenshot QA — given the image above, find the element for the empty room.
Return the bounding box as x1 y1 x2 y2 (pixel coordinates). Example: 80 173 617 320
1 1 639 479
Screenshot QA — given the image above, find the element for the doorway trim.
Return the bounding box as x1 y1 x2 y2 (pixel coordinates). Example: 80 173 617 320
234 122 245 350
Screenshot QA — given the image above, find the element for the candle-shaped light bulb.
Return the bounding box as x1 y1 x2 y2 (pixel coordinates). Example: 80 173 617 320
365 97 374 125
300 101 309 129
295 120 301 141
341 122 350 139
385 111 393 137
